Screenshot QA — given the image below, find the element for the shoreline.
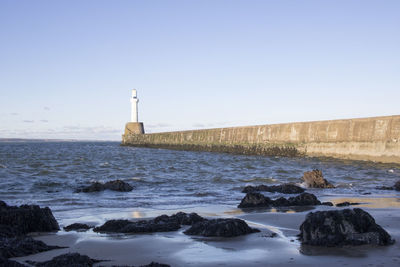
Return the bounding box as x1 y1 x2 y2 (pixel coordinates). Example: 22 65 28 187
11 196 400 267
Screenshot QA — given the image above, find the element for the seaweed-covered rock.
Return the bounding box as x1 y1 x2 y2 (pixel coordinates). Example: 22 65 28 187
63 223 92 232
76 180 133 193
238 192 273 208
299 208 394 246
27 253 101 267
93 212 204 233
301 170 334 188
0 236 61 258
0 201 59 236
184 218 260 237
286 193 321 206
242 184 305 194
238 192 321 208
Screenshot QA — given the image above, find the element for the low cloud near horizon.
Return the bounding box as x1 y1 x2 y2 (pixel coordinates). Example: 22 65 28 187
0 125 123 141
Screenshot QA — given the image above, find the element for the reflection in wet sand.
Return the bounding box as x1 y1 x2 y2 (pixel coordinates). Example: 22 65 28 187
329 197 400 208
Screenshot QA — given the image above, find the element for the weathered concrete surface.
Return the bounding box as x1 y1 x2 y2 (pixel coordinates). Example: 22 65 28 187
122 115 400 164
124 122 144 135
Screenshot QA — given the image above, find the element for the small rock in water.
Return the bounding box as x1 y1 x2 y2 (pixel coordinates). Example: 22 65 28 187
184 218 260 237
376 180 400 191
242 183 305 194
299 208 394 246
321 202 334 206
27 253 101 267
76 179 134 193
63 223 92 232
394 180 400 191
238 192 321 208
376 186 394 190
301 170 334 188
0 236 62 258
336 202 361 207
0 200 59 236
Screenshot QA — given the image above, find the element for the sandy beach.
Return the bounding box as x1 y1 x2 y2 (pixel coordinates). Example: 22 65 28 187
11 195 400 267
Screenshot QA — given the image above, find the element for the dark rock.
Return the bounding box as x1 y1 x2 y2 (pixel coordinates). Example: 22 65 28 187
286 193 321 206
376 186 394 190
0 236 62 258
0 256 26 267
242 183 305 194
0 201 59 236
184 218 260 237
27 253 101 267
321 202 334 206
238 192 273 208
93 212 204 233
0 224 18 238
103 180 134 192
336 202 361 207
394 180 400 191
64 223 92 232
299 208 394 246
156 212 205 225
77 179 134 193
238 192 321 208
301 170 334 188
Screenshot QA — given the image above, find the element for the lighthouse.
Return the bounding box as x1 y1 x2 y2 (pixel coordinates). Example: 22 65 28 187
131 89 139 122
123 89 144 137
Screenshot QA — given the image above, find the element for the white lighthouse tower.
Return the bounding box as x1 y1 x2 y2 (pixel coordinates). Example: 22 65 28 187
130 89 139 122
123 89 144 138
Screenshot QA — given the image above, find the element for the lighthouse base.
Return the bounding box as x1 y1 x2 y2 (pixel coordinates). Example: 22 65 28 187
124 122 145 135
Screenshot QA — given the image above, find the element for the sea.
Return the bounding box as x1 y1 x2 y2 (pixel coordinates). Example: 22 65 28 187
0 141 399 226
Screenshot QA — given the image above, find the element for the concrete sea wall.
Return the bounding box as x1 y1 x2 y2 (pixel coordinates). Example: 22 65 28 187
122 115 400 164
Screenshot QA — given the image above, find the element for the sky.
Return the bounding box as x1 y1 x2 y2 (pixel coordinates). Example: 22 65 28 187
0 0 399 140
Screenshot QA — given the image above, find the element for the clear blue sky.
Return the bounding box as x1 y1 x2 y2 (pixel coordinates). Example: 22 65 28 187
0 0 399 140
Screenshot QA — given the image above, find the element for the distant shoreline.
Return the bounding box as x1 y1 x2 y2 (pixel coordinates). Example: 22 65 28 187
0 138 118 143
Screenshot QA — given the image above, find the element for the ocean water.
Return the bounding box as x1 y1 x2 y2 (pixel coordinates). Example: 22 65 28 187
0 141 399 224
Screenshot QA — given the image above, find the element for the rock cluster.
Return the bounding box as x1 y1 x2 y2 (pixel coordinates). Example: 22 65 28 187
238 192 322 208
184 218 260 237
299 208 394 246
301 170 334 188
94 212 258 238
94 212 205 233
242 183 305 194
76 179 134 193
0 200 61 265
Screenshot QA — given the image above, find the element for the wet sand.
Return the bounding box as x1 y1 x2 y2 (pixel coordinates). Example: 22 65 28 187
12 198 400 267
